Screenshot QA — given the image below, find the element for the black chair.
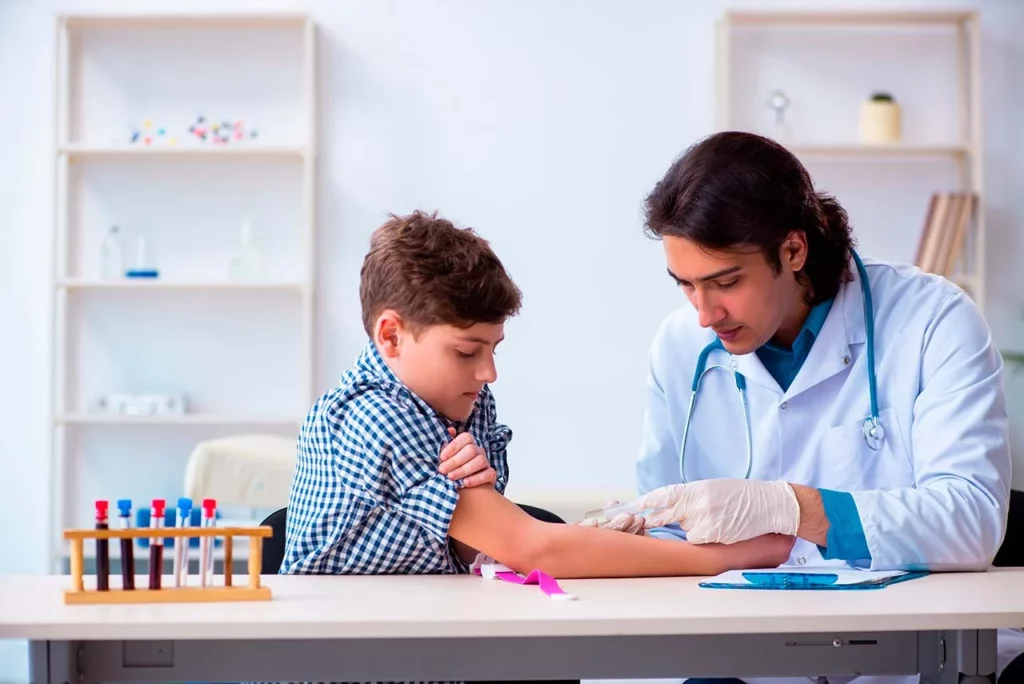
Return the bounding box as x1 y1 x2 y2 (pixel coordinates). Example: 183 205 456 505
259 507 288 575
994 488 1024 568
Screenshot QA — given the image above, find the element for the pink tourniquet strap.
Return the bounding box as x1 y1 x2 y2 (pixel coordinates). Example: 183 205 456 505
493 570 576 600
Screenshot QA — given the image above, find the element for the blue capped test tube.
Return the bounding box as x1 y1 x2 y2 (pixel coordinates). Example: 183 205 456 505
117 499 135 590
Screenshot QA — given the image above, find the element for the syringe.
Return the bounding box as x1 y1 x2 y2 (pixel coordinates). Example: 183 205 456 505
582 498 659 524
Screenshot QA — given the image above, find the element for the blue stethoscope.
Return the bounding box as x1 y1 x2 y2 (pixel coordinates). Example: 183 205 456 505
678 250 883 483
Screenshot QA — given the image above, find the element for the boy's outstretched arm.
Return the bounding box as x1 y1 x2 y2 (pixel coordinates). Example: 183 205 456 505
449 486 794 578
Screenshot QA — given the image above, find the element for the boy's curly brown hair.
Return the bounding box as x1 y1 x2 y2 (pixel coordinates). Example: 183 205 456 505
359 210 522 337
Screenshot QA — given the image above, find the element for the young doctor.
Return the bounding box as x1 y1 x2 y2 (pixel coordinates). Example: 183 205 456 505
598 131 1022 684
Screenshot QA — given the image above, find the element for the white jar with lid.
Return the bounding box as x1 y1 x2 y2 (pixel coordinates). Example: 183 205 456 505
859 92 902 144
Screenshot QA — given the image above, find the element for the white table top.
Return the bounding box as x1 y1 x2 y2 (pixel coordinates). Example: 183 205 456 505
2 569 1023 641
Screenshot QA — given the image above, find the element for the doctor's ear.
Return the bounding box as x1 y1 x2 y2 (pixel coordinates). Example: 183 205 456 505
780 232 808 273
374 310 407 359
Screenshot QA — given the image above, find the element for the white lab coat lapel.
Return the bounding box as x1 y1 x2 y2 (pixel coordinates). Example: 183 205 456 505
732 349 782 395
783 262 868 401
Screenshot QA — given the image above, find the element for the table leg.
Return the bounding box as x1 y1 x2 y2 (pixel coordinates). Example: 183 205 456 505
29 641 76 684
919 630 997 684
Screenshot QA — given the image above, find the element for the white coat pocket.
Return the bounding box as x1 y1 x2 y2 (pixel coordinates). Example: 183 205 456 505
818 407 914 493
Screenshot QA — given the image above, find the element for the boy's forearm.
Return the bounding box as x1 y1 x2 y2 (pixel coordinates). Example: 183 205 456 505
522 523 726 578
448 486 788 579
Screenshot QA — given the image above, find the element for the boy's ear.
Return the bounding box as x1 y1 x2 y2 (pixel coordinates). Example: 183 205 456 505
374 309 404 359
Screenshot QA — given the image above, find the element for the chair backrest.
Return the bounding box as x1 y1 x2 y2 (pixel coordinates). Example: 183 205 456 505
259 507 288 574
994 489 1024 567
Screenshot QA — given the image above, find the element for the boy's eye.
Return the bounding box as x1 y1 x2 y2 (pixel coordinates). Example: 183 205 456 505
455 350 476 359
716 278 740 289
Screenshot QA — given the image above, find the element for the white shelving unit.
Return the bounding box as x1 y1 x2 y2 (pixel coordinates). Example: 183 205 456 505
49 13 317 572
715 9 985 308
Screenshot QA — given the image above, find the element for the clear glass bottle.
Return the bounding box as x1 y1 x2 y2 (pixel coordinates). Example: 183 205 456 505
100 225 124 280
229 220 263 280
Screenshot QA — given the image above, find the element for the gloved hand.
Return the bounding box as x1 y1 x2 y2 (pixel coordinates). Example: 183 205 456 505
638 479 801 545
576 500 647 536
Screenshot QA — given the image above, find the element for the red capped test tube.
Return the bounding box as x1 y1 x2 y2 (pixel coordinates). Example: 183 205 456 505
95 500 110 591
149 499 165 590
199 498 217 587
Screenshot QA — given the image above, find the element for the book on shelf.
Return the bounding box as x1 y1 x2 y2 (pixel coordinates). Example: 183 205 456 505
914 191 976 279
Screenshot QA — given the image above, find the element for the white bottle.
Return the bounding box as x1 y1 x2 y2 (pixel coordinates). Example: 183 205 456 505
229 220 263 280
100 225 124 280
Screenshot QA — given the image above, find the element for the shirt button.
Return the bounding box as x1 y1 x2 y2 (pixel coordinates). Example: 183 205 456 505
843 355 851 365
797 556 807 565
780 401 789 410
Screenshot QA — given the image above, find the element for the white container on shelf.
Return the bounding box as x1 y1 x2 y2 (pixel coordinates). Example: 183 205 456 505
859 92 902 144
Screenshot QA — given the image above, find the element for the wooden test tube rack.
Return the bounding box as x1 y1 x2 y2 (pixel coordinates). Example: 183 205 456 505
63 525 274 605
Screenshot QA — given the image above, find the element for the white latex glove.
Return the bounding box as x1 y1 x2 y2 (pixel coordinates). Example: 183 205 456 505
576 500 648 536
638 479 801 545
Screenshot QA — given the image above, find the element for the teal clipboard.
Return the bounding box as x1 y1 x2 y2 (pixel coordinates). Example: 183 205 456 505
699 570 929 590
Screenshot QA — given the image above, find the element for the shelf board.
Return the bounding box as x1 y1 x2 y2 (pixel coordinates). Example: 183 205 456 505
57 279 308 292
60 144 309 161
726 10 975 27
787 143 972 157
62 14 310 30
58 414 303 427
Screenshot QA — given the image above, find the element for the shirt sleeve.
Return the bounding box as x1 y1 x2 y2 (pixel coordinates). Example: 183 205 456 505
849 291 1012 571
635 324 695 541
351 389 462 545
818 488 871 563
481 387 511 494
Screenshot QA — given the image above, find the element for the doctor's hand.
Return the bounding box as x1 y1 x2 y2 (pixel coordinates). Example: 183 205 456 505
575 501 647 536
439 428 497 488
638 479 801 545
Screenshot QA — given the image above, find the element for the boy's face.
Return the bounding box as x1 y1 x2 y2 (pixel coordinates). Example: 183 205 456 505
376 314 504 422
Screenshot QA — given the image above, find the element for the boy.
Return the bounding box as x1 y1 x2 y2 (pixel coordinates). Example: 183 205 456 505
282 210 793 578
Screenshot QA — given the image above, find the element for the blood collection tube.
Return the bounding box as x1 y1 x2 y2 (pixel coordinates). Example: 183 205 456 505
199 498 217 587
148 499 165 590
174 497 192 587
117 499 135 590
95 500 110 591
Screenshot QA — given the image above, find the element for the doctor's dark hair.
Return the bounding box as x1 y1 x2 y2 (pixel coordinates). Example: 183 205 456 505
643 131 855 305
359 210 522 337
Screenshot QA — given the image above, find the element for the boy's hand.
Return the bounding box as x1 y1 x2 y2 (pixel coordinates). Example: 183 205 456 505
439 428 497 488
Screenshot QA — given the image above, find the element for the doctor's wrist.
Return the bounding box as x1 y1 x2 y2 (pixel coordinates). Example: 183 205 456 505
788 484 830 546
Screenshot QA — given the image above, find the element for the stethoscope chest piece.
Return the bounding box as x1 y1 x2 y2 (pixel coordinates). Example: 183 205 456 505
862 416 885 451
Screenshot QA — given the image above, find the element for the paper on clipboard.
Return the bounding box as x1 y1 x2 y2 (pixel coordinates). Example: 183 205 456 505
700 567 926 590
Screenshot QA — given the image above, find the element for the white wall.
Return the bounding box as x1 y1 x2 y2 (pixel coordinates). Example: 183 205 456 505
2 0 1024 680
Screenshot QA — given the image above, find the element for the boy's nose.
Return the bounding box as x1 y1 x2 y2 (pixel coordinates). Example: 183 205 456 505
477 358 498 384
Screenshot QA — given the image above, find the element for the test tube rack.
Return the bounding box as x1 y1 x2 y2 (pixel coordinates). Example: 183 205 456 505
63 525 273 605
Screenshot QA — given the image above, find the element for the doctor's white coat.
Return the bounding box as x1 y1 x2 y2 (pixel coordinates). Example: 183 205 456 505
635 257 1021 683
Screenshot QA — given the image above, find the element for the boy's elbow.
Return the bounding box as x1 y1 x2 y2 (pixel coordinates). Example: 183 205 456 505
495 524 559 575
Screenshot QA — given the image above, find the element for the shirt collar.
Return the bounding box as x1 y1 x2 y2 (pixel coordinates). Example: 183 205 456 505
353 339 476 430
762 296 835 353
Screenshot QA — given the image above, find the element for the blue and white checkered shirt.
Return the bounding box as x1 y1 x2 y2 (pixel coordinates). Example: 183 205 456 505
281 340 511 576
